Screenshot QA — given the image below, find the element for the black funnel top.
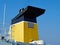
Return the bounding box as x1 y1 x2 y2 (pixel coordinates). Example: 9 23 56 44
12 6 45 24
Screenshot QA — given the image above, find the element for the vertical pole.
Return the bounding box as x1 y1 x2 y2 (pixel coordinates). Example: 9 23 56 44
3 3 6 35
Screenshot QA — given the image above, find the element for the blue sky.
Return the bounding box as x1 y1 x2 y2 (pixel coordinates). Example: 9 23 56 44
0 0 60 45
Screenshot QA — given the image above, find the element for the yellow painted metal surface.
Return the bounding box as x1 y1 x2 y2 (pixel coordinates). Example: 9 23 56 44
24 22 38 43
11 22 24 42
11 21 38 43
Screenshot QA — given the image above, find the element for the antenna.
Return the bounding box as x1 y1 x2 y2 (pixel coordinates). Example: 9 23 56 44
3 3 6 35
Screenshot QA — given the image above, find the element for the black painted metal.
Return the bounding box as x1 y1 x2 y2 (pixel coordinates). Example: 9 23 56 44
11 6 45 24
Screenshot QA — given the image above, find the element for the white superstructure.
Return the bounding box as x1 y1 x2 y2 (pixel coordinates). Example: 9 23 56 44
29 40 44 45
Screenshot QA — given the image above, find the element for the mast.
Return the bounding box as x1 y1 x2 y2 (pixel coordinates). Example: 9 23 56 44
3 3 6 35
